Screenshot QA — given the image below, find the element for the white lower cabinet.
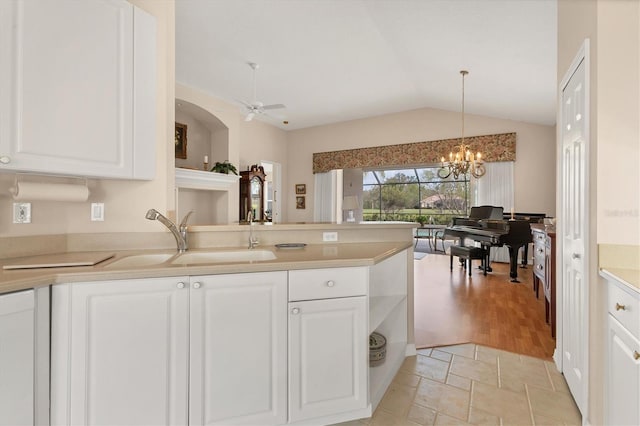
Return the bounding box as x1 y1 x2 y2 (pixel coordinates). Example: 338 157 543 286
0 288 49 426
605 274 640 426
51 272 287 426
288 296 368 423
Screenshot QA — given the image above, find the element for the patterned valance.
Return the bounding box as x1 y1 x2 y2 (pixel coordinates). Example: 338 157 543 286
312 132 516 174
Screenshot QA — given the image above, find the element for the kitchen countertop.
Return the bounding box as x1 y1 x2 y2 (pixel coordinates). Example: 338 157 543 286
600 268 640 293
0 242 412 295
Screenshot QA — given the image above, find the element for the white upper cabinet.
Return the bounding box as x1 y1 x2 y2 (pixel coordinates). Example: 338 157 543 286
0 0 156 179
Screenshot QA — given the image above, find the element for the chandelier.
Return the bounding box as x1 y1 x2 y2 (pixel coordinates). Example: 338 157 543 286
437 70 485 179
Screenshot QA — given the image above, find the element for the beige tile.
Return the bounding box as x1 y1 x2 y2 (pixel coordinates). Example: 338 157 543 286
418 348 433 356
468 406 501 425
445 373 471 391
403 354 450 383
436 343 477 359
544 361 571 394
450 355 498 386
407 403 437 425
532 413 567 426
393 370 422 388
434 413 472 425
477 345 522 367
527 385 582 425
430 350 453 363
414 378 470 422
379 383 417 415
499 356 552 393
471 381 532 425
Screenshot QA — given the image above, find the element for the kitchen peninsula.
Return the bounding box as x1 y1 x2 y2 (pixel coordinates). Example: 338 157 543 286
0 222 415 425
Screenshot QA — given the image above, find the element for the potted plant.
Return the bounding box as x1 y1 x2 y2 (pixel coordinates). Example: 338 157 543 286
416 215 428 226
210 161 238 175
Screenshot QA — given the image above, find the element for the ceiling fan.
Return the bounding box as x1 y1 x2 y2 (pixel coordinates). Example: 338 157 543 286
240 62 286 122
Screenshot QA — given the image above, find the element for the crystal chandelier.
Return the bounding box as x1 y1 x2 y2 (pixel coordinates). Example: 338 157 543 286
437 70 485 179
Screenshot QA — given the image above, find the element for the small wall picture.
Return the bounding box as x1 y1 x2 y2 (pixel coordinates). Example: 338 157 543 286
296 196 306 209
175 122 187 159
295 184 306 195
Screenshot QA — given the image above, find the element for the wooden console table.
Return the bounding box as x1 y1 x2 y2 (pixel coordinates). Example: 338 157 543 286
532 224 556 338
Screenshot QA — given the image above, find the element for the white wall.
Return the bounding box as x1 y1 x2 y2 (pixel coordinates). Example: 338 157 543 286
285 107 556 222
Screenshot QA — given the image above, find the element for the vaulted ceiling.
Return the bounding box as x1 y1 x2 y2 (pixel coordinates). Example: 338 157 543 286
176 0 557 131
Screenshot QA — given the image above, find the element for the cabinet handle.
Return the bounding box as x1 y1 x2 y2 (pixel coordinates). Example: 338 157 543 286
537 248 544 254
177 282 185 289
634 351 640 360
193 282 201 289
326 280 335 287
291 307 300 315
571 253 581 259
537 264 543 270
0 156 10 164
615 303 626 311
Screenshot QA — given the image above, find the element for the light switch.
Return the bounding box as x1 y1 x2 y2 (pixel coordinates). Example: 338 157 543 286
91 203 104 221
13 203 31 224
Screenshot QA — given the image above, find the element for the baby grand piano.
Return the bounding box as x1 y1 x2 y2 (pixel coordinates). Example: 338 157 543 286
444 206 535 282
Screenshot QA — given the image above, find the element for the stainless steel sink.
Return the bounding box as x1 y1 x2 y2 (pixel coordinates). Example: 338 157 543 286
104 253 175 268
171 250 276 265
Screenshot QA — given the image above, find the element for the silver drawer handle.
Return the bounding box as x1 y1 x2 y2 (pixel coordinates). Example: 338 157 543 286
177 282 185 289
193 282 201 289
291 307 300 315
615 303 626 311
537 264 543 270
537 248 544 254
326 280 335 287
572 253 581 259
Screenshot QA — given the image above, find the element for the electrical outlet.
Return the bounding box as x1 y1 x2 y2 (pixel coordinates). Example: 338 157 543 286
13 203 31 224
91 203 105 221
323 231 338 242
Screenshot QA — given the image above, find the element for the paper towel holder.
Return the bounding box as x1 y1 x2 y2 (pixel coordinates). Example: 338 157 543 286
9 173 90 202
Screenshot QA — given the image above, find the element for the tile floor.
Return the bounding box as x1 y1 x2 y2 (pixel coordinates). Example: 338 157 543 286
342 343 581 426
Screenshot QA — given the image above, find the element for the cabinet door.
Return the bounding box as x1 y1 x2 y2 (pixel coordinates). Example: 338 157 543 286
189 272 287 425
0 290 34 426
607 315 640 426
51 277 189 425
0 0 155 179
288 296 368 423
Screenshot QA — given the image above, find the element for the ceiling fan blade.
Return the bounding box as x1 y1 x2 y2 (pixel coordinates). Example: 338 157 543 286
262 104 286 110
245 112 255 122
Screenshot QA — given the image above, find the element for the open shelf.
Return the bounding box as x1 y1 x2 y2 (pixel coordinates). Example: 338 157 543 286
175 168 239 191
369 340 407 410
369 295 406 334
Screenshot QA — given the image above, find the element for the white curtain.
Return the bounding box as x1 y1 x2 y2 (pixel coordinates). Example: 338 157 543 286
475 162 514 262
313 170 342 222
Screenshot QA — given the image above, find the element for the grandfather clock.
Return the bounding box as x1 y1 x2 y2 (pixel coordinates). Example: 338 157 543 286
239 164 266 222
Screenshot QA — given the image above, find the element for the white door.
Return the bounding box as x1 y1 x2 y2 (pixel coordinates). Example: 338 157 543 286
0 290 34 426
50 277 190 425
189 272 287 425
560 45 589 414
288 296 368 423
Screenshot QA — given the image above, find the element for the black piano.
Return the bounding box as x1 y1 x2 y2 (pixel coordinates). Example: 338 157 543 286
445 206 536 282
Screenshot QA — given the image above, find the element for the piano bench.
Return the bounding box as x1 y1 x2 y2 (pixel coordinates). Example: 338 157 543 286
450 245 487 276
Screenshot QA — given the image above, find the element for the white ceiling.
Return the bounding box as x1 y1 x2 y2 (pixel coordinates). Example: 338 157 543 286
176 0 557 131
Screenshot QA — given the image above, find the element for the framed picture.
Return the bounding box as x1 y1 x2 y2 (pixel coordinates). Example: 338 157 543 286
296 196 306 209
295 184 306 195
175 122 187 159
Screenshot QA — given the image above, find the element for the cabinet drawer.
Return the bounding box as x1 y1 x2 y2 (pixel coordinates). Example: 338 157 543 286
608 280 640 339
288 267 367 301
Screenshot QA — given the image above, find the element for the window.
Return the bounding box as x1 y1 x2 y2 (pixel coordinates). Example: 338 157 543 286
362 167 470 224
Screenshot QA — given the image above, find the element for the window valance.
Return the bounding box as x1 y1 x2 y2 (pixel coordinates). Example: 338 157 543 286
312 132 516 174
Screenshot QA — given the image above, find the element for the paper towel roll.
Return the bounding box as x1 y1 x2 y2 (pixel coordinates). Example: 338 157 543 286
10 182 89 202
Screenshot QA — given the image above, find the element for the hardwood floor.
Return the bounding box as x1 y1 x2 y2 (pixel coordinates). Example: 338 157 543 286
413 250 556 359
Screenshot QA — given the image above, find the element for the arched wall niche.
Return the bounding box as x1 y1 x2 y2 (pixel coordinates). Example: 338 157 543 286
174 89 240 224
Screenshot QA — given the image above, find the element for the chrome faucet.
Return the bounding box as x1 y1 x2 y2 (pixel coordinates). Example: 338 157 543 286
146 209 193 253
247 211 259 249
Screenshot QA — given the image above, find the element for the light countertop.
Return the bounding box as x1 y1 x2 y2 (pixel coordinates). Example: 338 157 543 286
600 268 640 293
0 242 412 295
